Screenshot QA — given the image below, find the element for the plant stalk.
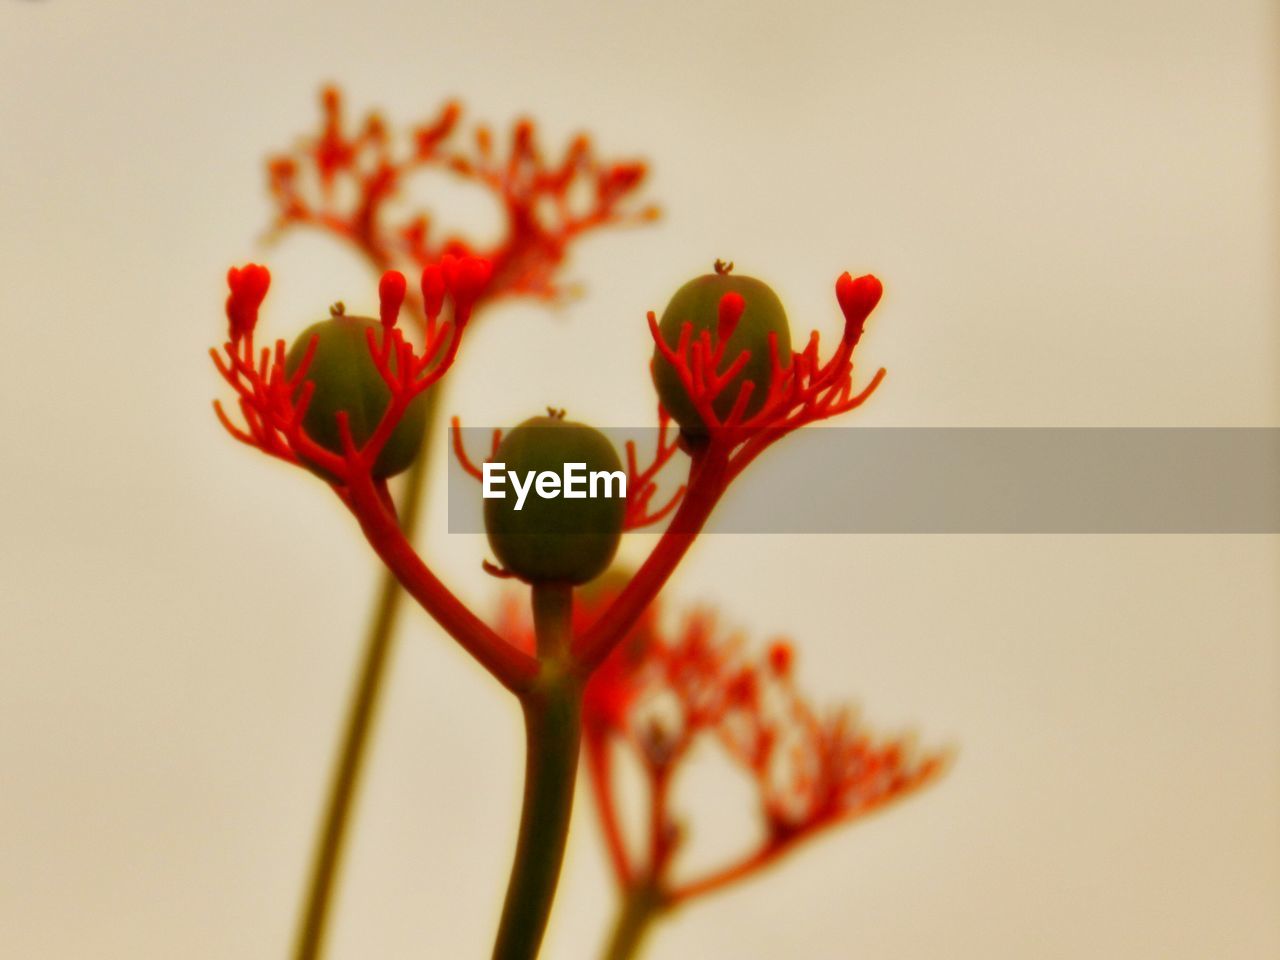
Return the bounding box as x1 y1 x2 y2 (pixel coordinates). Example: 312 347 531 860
492 583 582 960
292 385 440 960
600 884 663 960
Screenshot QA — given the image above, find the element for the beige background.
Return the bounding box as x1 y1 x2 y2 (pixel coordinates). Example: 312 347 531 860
2 0 1278 957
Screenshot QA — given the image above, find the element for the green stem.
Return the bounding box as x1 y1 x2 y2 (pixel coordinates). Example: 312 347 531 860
292 386 440 960
600 885 663 960
492 583 582 960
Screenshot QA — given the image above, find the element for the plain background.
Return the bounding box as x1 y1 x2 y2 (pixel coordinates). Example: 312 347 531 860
2 0 1277 957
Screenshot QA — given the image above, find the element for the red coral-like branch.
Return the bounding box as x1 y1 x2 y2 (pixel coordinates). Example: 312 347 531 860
623 410 685 530
501 585 945 906
266 86 658 305
212 257 488 482
211 257 538 692
450 417 504 482
213 263 888 697
648 273 887 482
566 593 947 908
572 273 888 674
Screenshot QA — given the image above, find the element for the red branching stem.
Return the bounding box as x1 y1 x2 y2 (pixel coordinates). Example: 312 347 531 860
665 760 945 904
623 409 685 530
583 735 634 887
266 87 658 309
341 458 539 692
576 271 887 673
211 329 345 477
665 841 782 905
570 605 947 910
646 274 888 486
572 446 731 675
213 257 540 692
215 263 891 702
212 259 488 485
646 759 682 879
450 417 504 482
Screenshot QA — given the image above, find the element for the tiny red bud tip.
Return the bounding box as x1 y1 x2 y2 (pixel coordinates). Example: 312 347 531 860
608 163 645 191
420 264 446 320
457 255 493 297
727 671 759 707
836 273 882 319
225 262 271 340
836 272 883 342
717 291 746 343
379 270 406 327
440 253 460 290
445 255 493 324
767 641 794 677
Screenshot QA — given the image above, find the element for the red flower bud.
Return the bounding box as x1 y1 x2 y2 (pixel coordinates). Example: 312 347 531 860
454 255 494 318
378 270 406 328
716 291 745 345
420 264 446 321
224 263 271 341
767 641 794 677
835 272 883 346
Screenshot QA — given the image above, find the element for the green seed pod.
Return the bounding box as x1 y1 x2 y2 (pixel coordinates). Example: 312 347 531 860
284 310 427 479
484 415 626 585
651 263 792 436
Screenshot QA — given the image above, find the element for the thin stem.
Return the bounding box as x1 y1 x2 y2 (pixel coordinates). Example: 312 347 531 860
343 439 538 690
573 447 730 672
666 842 783 904
583 734 633 887
600 884 664 960
292 388 440 960
492 583 582 960
646 763 676 877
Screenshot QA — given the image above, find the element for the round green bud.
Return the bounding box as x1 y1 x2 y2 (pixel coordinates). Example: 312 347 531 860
651 264 792 436
484 415 626 585
284 310 427 479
